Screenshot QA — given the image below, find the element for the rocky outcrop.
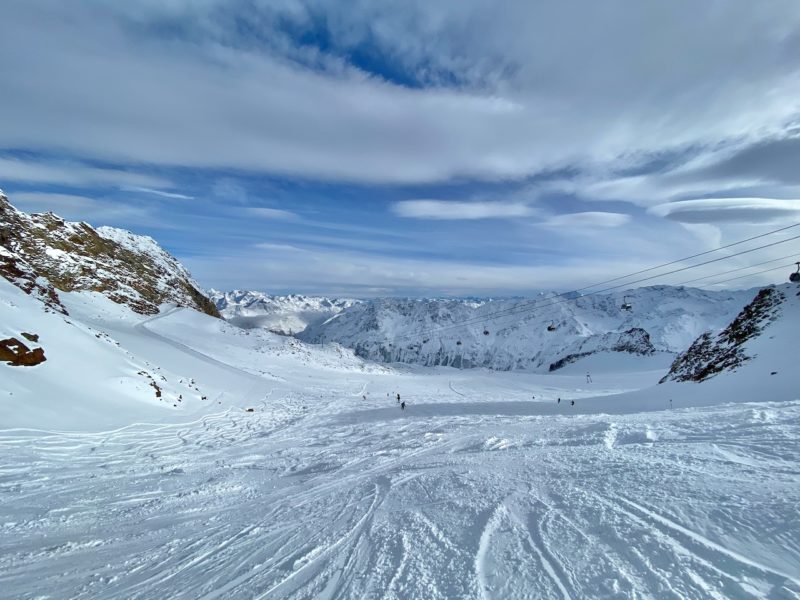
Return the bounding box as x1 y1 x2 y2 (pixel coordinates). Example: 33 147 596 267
0 336 46 366
660 287 785 383
0 191 219 317
549 328 656 371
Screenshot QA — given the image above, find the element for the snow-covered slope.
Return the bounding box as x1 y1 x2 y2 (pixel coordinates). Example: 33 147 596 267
2 272 799 598
0 190 218 317
210 289 358 334
661 284 797 384
299 286 755 372
0 277 384 431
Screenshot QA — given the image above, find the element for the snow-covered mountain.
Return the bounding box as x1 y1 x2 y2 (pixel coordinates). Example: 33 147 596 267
298 286 757 372
661 284 795 383
209 289 359 334
0 190 218 317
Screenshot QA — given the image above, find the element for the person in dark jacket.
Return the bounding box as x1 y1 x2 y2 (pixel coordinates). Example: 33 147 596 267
401 401 406 410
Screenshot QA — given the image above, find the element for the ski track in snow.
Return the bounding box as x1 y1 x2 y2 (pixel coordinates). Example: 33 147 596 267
3 396 799 599
2 305 800 599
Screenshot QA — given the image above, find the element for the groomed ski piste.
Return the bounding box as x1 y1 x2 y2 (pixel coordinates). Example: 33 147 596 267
1 278 799 599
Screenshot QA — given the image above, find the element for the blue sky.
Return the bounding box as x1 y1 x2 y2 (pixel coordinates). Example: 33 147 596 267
2 0 800 296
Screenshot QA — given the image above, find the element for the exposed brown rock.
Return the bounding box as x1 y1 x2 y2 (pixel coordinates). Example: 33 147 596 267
0 337 47 366
0 191 219 317
21 332 40 343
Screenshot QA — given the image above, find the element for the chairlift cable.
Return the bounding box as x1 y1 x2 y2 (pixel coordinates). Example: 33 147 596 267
393 230 800 342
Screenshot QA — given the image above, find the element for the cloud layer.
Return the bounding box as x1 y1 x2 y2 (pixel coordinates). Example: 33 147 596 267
2 1 799 185
392 200 535 220
650 198 800 224
2 1 800 295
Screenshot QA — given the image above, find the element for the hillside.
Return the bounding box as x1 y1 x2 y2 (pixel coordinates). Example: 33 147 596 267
209 289 358 334
0 190 218 317
661 284 794 383
298 287 755 372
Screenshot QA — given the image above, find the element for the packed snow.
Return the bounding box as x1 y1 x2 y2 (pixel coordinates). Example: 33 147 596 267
1 280 799 599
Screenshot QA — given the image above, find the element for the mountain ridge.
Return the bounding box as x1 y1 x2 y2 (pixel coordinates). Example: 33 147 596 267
0 190 219 317
296 287 757 372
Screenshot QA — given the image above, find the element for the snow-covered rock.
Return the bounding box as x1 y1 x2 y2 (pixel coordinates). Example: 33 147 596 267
298 287 756 372
661 285 790 383
0 190 218 317
209 289 358 334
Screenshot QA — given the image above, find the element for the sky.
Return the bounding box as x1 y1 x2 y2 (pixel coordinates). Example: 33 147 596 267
2 0 800 297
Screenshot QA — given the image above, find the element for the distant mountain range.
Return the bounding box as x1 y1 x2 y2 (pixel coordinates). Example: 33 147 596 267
208 289 359 335
209 283 761 373
293 288 758 372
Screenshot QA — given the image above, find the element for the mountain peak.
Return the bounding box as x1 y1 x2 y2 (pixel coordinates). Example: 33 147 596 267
0 191 219 317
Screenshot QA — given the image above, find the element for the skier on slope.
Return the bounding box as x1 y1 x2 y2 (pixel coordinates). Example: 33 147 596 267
396 392 401 403
586 372 592 383
401 401 406 410
570 400 575 406
557 397 561 404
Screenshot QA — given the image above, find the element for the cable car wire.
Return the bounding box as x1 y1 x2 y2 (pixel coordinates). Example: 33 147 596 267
392 230 800 342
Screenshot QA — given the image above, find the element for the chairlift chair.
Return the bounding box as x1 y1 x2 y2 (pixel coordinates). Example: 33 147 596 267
620 296 632 311
547 322 557 332
791 262 800 283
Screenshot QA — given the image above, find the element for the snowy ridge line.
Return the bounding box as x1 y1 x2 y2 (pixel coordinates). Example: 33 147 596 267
391 231 800 342
302 285 750 372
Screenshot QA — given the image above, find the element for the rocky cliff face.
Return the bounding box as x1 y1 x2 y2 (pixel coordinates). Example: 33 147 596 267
660 287 786 383
0 191 219 317
548 328 656 371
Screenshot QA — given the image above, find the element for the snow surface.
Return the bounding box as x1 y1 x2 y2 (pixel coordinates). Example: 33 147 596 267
1 280 799 599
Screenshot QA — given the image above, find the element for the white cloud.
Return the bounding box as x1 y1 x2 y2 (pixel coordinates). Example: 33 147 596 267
188 244 646 296
392 199 535 219
0 157 172 188
121 186 194 199
543 212 630 228
7 191 156 226
649 197 800 223
246 207 299 220
0 1 798 185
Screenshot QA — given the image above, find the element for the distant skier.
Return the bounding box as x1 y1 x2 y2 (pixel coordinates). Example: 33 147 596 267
669 398 673 409
557 397 561 404
586 372 592 384
570 400 575 406
396 393 401 403
401 401 406 410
